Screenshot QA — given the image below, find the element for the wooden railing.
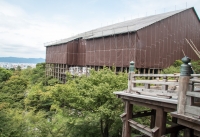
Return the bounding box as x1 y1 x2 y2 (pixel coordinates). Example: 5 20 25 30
118 58 200 137
185 78 200 118
127 73 200 100
127 73 180 99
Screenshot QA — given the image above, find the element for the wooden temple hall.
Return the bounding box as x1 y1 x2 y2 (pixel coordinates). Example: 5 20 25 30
45 7 200 81
114 57 200 137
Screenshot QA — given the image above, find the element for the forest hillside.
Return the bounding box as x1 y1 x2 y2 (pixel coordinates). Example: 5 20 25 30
0 60 200 137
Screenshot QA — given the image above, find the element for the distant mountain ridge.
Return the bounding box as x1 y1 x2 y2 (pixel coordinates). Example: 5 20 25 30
0 57 45 63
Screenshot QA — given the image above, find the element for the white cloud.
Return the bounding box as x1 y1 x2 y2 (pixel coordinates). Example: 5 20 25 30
0 0 199 59
0 1 74 58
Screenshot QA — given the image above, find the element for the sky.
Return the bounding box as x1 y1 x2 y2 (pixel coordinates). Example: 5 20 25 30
0 0 200 59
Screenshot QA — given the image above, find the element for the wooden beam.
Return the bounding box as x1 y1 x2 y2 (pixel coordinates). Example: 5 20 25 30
178 119 200 132
120 113 126 122
171 112 200 125
132 74 180 77
119 94 177 109
186 91 200 98
128 119 159 137
165 124 185 134
194 130 200 136
185 105 200 116
130 88 177 96
132 110 153 118
132 80 178 85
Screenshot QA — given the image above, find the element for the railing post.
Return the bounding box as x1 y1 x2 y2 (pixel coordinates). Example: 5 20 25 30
128 61 135 92
162 76 168 90
177 56 192 114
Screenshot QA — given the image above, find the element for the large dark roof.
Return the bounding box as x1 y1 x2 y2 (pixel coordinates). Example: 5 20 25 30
45 7 198 46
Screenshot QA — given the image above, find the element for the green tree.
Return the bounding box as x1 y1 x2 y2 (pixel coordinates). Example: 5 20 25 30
162 60 182 74
1 75 28 109
52 68 127 137
31 63 46 84
191 60 200 74
25 84 53 113
0 68 12 83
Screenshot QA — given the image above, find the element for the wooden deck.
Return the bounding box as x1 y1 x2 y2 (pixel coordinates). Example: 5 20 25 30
114 70 200 137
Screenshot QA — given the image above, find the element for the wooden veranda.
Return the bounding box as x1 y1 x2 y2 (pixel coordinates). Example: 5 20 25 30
114 57 200 137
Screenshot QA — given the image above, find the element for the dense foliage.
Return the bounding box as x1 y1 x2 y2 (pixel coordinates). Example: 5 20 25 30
162 59 200 74
1 59 199 137
0 64 128 137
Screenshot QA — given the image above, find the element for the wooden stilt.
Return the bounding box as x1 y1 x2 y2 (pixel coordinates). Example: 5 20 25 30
122 101 133 137
138 68 140 74
152 69 155 79
170 117 178 137
150 109 156 129
155 107 167 137
184 128 194 137
148 69 150 79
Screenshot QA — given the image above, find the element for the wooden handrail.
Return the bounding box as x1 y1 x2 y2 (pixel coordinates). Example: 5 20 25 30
131 74 179 77
132 80 178 85
131 74 200 77
187 91 200 98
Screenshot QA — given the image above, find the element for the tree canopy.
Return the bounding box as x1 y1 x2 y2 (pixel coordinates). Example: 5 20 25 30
1 59 193 137
0 65 128 137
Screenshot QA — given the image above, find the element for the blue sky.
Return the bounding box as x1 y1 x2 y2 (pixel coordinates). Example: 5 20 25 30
0 0 200 58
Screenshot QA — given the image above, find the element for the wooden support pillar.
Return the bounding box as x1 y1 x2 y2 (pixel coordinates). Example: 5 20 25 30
122 101 133 137
184 128 194 137
150 109 156 129
143 68 146 74
138 68 140 74
177 76 190 114
148 68 150 74
155 107 167 137
170 117 178 137
152 69 155 79
148 69 150 79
